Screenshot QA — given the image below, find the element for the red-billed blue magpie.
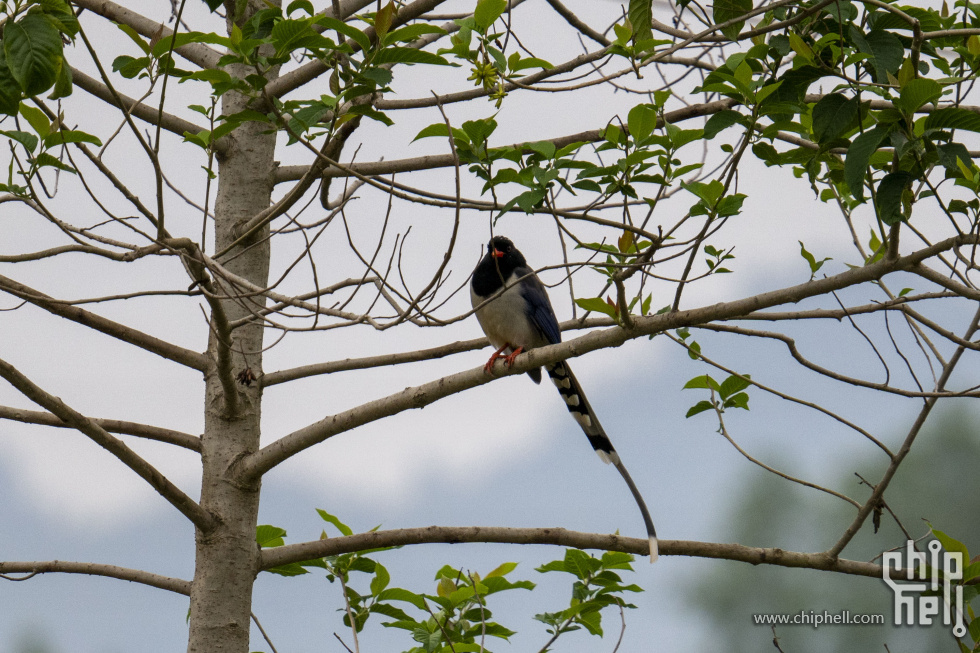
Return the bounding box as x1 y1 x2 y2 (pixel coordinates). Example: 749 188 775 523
470 235 658 562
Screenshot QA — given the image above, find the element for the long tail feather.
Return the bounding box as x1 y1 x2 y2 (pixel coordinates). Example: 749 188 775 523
546 361 659 563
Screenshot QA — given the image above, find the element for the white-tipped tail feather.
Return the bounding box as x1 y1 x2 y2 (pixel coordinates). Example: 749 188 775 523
649 535 659 564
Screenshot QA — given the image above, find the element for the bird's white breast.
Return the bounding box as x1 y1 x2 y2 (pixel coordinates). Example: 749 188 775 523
471 271 544 351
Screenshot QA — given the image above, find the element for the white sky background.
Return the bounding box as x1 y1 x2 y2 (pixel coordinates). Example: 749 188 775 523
2 0 980 651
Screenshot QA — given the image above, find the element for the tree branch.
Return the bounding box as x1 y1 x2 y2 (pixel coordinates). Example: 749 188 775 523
72 67 207 141
827 303 980 558
0 404 200 451
259 525 899 582
240 235 978 482
0 560 190 595
262 337 488 386
73 0 221 69
0 274 206 371
274 98 739 183
0 357 213 531
265 0 449 98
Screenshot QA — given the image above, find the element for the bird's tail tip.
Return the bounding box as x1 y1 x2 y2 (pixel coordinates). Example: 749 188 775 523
648 535 659 564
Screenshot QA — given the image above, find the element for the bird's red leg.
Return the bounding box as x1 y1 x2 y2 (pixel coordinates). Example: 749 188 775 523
484 344 511 374
503 346 524 367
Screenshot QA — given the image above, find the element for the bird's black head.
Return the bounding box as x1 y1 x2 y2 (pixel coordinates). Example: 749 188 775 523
486 236 526 269
472 235 527 296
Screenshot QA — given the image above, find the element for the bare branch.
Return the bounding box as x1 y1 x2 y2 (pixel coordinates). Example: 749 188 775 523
276 98 739 183
241 235 978 481
72 68 207 142
262 336 488 386
0 404 200 451
0 357 213 531
827 304 980 558
73 0 221 69
0 560 190 595
0 274 207 371
259 525 898 582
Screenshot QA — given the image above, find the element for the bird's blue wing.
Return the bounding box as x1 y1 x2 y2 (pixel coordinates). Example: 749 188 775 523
518 267 561 345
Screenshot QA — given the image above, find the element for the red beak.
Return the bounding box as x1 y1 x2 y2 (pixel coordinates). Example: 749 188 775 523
492 249 504 258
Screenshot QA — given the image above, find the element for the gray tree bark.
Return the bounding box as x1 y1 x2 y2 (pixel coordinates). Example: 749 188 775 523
186 2 280 650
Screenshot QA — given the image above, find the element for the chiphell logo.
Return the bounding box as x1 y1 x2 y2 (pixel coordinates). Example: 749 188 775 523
882 539 966 637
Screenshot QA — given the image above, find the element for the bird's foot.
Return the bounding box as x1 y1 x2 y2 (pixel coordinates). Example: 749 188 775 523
483 344 511 375
503 346 524 367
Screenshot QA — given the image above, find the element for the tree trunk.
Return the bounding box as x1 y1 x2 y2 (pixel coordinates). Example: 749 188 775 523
186 3 280 650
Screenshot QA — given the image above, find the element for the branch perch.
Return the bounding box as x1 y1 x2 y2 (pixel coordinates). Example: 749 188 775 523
0 357 213 531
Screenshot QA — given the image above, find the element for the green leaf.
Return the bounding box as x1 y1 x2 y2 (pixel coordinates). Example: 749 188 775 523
535 559 567 574
43 129 103 147
719 374 751 399
1 130 39 152
627 104 659 142
799 240 831 276
712 0 751 41
376 587 428 610
316 17 371 52
151 31 233 58
256 524 287 547
936 143 971 172
685 400 715 417
682 179 723 205
563 549 596 579
754 80 782 105
875 171 913 225
512 188 545 213
723 392 750 409
112 55 150 79
374 1 396 41
286 0 315 15
372 47 450 66
345 104 394 126
19 103 49 137
844 125 890 201
703 110 742 139
895 77 942 115
4 14 63 96
486 561 518 578
575 297 618 318
788 33 814 62
963 561 980 583
385 24 446 45
49 58 72 99
932 528 970 561
811 93 859 144
612 21 632 47
684 374 720 392
849 27 902 83
370 562 391 595
600 550 635 569
413 122 453 142
474 0 507 31
317 508 354 536
0 51 22 116
264 562 311 577
271 17 316 56
667 125 704 149
116 22 151 54
33 152 75 173
510 55 552 72
628 0 653 44
686 340 701 359
527 140 556 159
716 193 746 216
923 107 980 133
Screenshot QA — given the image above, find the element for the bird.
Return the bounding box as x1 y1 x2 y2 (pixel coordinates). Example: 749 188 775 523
470 235 658 563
